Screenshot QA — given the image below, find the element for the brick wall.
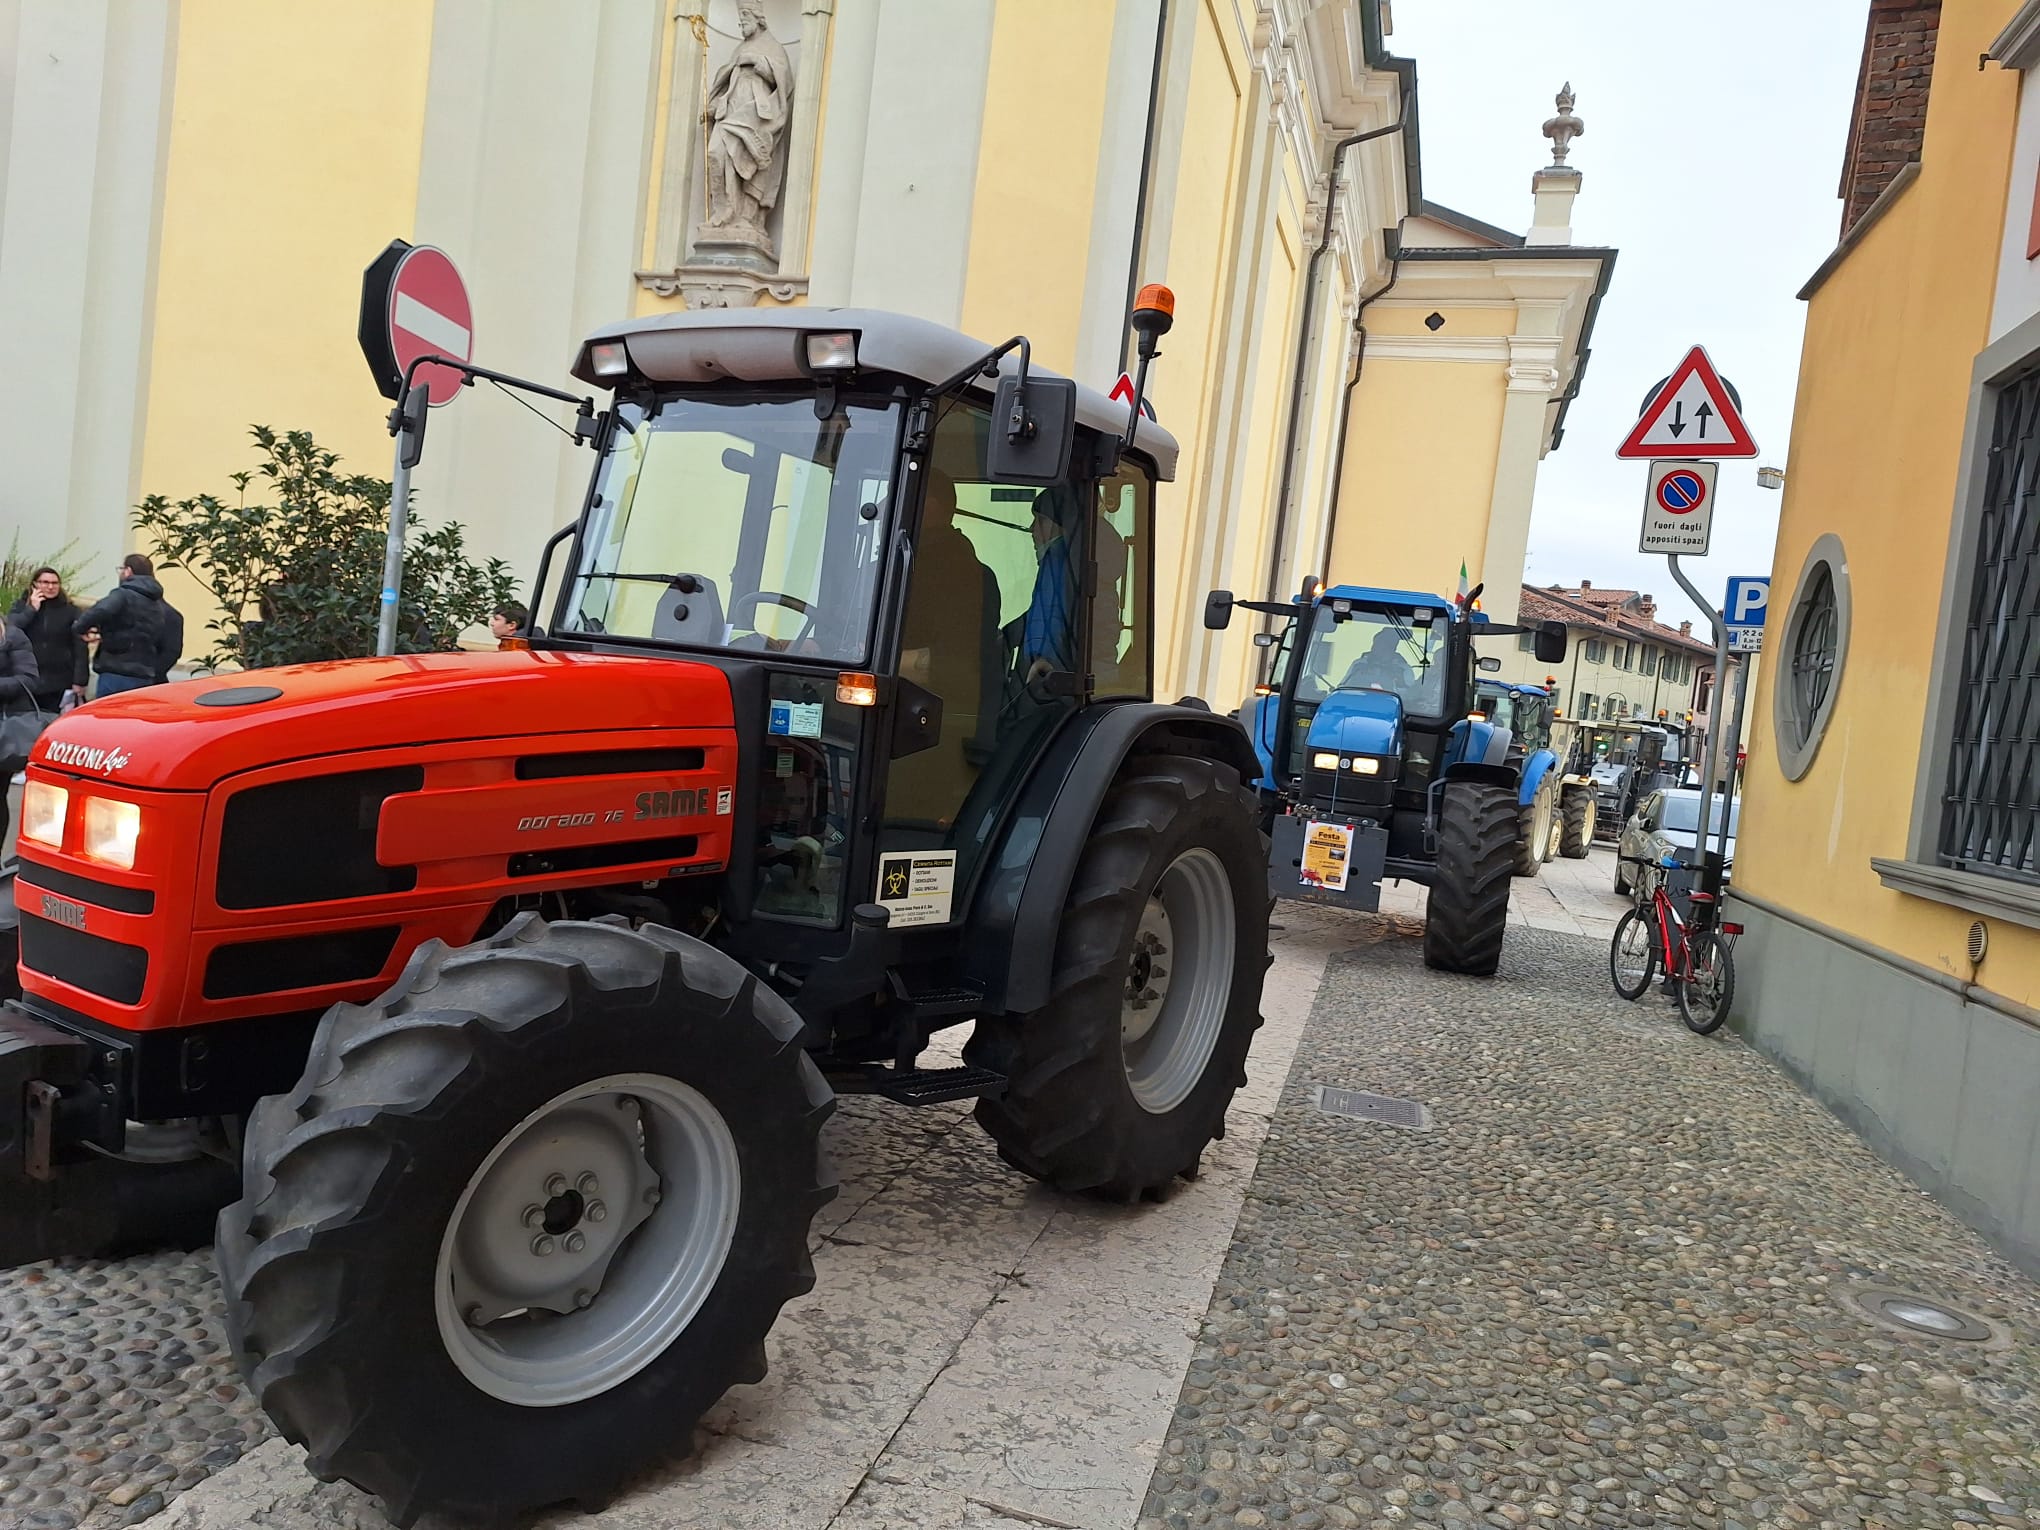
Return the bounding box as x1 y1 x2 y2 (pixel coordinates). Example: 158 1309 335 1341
1838 0 1941 236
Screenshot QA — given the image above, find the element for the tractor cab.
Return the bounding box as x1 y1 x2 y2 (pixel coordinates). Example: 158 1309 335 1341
1209 580 1569 974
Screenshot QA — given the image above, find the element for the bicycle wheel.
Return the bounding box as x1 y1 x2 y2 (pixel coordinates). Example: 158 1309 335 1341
1609 907 1657 1001
1678 929 1736 1034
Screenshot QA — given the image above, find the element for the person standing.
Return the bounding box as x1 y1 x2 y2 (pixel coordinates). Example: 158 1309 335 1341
74 553 183 697
488 602 529 648
0 622 41 853
6 567 90 714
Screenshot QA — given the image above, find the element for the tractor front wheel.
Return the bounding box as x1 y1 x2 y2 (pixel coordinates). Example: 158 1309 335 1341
1423 781 1518 976
967 754 1268 1201
215 916 834 1527
1513 777 1556 878
1558 784 1596 858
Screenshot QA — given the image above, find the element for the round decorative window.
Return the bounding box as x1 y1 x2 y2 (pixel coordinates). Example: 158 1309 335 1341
1773 533 1850 781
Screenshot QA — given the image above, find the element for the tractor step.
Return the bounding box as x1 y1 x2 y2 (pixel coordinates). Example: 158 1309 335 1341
864 1064 1007 1107
884 974 986 1019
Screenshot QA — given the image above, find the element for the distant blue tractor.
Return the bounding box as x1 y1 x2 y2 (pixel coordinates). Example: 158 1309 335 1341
1473 678 1568 875
1209 580 1567 975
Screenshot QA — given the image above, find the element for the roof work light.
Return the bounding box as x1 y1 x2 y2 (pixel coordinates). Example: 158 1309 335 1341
587 341 630 379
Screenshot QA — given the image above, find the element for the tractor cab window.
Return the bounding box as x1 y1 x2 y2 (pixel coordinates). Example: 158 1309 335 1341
564 393 900 662
1091 466 1152 698
1293 606 1449 716
883 400 1091 907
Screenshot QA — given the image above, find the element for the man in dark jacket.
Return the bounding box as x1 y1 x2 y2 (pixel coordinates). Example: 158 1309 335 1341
75 554 183 696
6 567 89 713
0 623 42 852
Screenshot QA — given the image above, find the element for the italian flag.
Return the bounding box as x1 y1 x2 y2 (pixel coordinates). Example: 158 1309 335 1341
1457 561 1469 602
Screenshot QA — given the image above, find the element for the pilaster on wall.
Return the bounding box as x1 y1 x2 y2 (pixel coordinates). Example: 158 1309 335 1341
409 0 662 586
0 1 176 570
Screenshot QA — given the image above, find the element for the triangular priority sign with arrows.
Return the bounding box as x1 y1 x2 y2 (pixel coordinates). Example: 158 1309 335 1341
1616 345 1758 459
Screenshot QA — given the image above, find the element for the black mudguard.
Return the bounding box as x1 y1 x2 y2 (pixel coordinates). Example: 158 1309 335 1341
963 701 1261 1014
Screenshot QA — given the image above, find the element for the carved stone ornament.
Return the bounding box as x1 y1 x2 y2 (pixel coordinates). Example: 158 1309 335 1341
1542 83 1583 167
636 267 809 307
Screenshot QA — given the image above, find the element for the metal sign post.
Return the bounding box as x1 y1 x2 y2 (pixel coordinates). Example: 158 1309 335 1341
376 385 430 657
1664 556 1730 901
1713 656 1752 867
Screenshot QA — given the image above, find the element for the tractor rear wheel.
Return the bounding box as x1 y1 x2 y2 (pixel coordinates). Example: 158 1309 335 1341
1558 784 1596 858
1513 777 1556 878
215 915 834 1527
1423 781 1517 976
966 754 1268 1202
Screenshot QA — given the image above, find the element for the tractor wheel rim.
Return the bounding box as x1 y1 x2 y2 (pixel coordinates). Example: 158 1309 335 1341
1122 847 1236 1115
434 1072 741 1408
1531 789 1554 856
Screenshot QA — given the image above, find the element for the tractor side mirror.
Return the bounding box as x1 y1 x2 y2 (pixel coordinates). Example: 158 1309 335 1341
1533 620 1568 664
1253 631 1277 648
1477 656 1502 673
985 374 1077 485
1204 589 1234 630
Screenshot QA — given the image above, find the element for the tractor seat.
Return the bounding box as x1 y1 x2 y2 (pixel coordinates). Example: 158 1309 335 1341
651 576 727 645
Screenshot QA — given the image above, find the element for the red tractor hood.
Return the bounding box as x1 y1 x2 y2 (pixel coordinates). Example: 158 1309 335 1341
31 650 737 791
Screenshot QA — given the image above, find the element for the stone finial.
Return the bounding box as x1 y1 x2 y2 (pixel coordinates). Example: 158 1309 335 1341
1542 83 1583 166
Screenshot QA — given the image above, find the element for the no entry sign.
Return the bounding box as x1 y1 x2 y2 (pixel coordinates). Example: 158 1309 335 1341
1640 459 1717 555
359 240 473 407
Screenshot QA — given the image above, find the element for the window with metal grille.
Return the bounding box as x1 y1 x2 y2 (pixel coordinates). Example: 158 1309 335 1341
1939 368 2040 883
1789 565 1838 734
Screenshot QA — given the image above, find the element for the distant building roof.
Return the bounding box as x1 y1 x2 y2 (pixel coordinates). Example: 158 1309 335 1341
1522 583 1713 657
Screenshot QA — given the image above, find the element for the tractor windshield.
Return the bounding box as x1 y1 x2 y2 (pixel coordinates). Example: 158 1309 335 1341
563 392 901 663
1292 605 1449 718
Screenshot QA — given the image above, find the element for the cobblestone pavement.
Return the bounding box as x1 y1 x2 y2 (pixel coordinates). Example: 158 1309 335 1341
0 1251 268 1529
1141 914 2040 1530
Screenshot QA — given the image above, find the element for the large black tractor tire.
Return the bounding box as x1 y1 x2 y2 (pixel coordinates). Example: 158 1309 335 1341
1423 781 1518 976
1558 784 1596 859
1512 778 1557 879
966 754 1268 1202
215 915 835 1527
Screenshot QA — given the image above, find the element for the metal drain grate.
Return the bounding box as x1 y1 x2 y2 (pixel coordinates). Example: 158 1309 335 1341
1313 1085 1431 1130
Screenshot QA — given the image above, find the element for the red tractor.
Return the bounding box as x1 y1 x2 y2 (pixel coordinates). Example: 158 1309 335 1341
0 295 1270 1524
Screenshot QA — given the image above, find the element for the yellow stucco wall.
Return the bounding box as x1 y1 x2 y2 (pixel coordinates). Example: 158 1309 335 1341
1736 0 2023 990
1366 305 1518 337
137 0 435 650
957 0 1118 374
1327 354 1509 599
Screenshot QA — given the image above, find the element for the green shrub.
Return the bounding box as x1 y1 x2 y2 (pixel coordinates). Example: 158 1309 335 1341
0 537 90 607
132 426 517 670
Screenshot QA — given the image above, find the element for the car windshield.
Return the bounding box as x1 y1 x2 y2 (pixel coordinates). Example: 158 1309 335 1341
1293 604 1449 717
1661 794 1739 836
563 392 901 663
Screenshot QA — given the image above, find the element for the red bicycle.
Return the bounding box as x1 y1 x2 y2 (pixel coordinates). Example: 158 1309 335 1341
1609 855 1741 1034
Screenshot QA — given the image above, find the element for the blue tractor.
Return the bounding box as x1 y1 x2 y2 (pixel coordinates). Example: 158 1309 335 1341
1210 581 1567 975
1473 677 1567 876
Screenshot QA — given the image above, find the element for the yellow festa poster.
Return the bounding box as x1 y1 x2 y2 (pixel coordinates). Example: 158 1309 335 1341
1299 820 1354 892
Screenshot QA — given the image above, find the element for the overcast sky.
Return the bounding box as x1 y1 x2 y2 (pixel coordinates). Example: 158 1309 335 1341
1385 0 1865 630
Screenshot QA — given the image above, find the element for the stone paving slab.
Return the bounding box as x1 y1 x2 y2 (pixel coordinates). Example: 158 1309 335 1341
1141 918 2040 1530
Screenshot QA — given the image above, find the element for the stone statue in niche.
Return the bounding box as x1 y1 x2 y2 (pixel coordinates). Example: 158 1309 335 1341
702 0 793 258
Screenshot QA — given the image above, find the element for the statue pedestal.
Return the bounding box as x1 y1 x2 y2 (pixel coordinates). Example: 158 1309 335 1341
691 231 777 271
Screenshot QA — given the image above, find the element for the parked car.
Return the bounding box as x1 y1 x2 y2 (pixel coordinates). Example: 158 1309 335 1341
1615 787 1739 896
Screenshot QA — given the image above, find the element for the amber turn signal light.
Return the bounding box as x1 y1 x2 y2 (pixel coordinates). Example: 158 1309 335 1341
837 672 879 706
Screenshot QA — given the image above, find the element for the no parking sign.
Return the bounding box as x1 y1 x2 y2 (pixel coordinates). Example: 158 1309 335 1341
1639 460 1717 555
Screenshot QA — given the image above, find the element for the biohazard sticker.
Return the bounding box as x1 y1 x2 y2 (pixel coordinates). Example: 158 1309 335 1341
876 850 956 927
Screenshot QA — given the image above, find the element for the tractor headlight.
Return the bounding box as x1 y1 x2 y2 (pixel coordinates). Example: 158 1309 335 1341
81 797 142 870
1311 752 1340 770
21 780 68 848
1348 757 1381 774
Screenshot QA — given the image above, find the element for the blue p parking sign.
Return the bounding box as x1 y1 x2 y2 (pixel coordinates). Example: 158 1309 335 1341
1724 576 1769 652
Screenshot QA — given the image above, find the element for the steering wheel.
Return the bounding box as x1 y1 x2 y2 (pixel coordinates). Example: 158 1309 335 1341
727 590 819 650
